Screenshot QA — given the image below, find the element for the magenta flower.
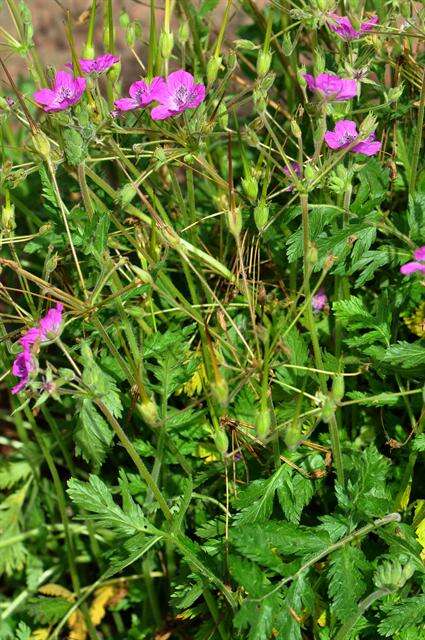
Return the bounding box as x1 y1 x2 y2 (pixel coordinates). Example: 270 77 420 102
304 73 357 101
400 246 425 275
324 120 381 156
283 162 301 191
20 303 64 349
150 70 206 121
77 54 119 74
33 71 86 112
328 14 378 40
312 288 328 312
114 77 165 112
11 350 36 395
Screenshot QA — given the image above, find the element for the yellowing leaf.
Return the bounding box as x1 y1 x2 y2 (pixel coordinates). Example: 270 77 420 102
39 583 75 602
89 585 115 626
196 443 221 463
415 517 425 561
68 609 87 640
317 609 327 627
31 630 50 640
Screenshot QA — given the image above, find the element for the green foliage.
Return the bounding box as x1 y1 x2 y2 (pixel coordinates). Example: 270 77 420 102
378 595 425 637
328 546 368 621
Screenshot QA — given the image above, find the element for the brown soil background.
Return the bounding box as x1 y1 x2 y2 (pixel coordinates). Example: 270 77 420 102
1 1 260 83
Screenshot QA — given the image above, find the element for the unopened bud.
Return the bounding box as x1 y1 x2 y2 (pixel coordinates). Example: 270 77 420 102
116 183 137 207
284 422 301 449
281 33 293 57
321 396 336 424
119 11 130 29
1 202 15 231
125 22 142 48
82 44 95 60
242 175 258 202
254 201 269 230
304 164 315 180
256 406 270 440
211 374 228 408
214 429 229 454
160 30 174 59
32 131 51 159
290 119 302 139
307 242 318 264
332 374 345 402
374 559 415 590
217 101 228 128
359 113 377 138
131 265 153 284
313 49 326 75
138 397 159 427
226 51 237 72
178 21 189 45
257 50 272 77
207 55 222 84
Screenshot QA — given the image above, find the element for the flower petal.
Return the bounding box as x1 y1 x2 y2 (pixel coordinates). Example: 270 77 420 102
400 261 425 275
150 104 174 120
413 246 425 261
33 88 56 106
114 97 139 111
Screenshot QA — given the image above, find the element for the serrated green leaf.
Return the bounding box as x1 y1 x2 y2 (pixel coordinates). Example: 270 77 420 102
383 341 425 368
378 595 425 637
328 546 368 621
75 399 113 468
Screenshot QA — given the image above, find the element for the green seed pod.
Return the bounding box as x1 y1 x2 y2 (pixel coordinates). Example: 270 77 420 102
217 101 228 128
207 55 222 84
256 406 271 440
290 119 302 139
160 30 174 59
107 60 121 83
242 175 259 202
115 183 137 207
332 374 345 402
214 429 229 454
226 51 237 72
254 201 269 231
281 33 293 57
138 397 159 428
257 50 272 77
307 242 318 265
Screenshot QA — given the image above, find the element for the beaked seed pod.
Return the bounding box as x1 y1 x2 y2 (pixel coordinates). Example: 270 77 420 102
332 374 345 402
242 175 259 202
207 56 222 84
160 30 174 59
138 397 159 428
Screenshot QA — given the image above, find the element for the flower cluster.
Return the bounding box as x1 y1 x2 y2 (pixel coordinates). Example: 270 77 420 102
11 303 63 394
33 56 206 121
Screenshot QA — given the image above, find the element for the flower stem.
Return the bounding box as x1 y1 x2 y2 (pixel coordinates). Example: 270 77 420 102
409 65 425 193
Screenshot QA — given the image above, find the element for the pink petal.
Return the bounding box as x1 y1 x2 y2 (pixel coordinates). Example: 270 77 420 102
400 261 425 275
33 88 55 106
187 83 206 109
148 76 168 103
413 246 425 261
303 73 316 92
334 119 358 138
54 70 75 91
337 78 358 101
352 138 381 156
150 104 174 120
324 131 343 150
361 16 379 32
20 327 42 349
128 80 149 100
114 97 139 111
167 70 195 93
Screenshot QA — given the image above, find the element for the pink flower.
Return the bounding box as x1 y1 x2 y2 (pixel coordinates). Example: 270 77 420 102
304 73 357 101
283 162 301 191
150 70 206 120
11 350 36 394
324 120 381 156
312 288 328 312
77 54 119 74
328 14 378 40
20 303 64 349
400 246 425 275
114 77 165 112
33 71 86 112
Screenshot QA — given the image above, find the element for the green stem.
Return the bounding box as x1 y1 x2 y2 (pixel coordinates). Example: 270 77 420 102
409 65 425 193
334 588 391 640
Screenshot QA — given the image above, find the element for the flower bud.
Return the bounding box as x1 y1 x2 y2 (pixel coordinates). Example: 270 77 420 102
138 397 159 428
284 422 302 449
359 113 378 138
217 101 228 128
227 207 242 238
107 60 121 83
1 202 16 231
242 175 259 202
226 51 237 72
131 265 153 284
304 164 315 180
256 406 270 440
290 119 302 139
374 559 415 590
313 49 326 75
281 33 293 57
307 242 318 265
115 183 137 207
159 30 174 59
257 50 272 77
207 56 222 84
178 21 189 45
211 374 228 408
125 22 142 48
119 10 130 29
254 201 269 231
332 374 345 402
214 429 229 454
